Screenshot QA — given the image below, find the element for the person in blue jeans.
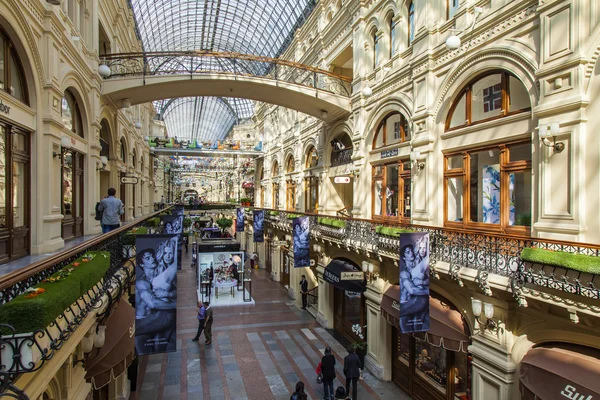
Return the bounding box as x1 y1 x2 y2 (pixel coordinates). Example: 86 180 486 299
98 188 124 233
321 346 336 400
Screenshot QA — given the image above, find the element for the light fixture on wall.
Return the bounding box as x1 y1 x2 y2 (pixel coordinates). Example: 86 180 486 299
362 67 392 97
361 261 379 283
98 61 111 78
445 7 484 51
120 98 131 109
135 122 142 129
538 122 564 152
410 150 426 172
93 325 107 348
97 156 109 171
53 136 72 158
471 298 502 334
320 110 329 119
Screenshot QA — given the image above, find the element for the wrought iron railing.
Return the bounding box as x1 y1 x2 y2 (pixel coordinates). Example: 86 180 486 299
306 287 318 311
101 51 353 97
0 207 172 399
330 147 353 167
249 208 600 304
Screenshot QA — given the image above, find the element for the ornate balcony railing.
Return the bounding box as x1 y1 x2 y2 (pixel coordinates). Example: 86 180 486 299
102 51 352 97
330 147 353 167
250 208 600 305
0 207 172 400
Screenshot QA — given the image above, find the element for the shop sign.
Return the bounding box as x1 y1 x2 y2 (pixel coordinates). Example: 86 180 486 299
324 269 339 283
340 271 364 281
272 240 288 246
120 176 138 184
380 148 398 159
392 300 400 311
0 100 10 115
334 176 351 184
561 385 592 400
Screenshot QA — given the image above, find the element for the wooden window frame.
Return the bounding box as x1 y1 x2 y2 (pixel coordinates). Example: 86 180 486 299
445 71 532 132
372 112 410 150
443 140 532 235
371 160 411 223
305 146 318 169
286 180 296 211
389 16 398 58
304 177 319 213
0 28 29 105
272 182 280 209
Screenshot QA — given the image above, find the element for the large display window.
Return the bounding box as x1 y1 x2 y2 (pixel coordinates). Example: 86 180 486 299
197 250 250 302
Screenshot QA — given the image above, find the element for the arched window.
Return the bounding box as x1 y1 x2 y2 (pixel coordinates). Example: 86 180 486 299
132 149 137 169
272 160 279 176
120 138 127 162
100 119 111 159
372 30 380 68
389 15 398 58
62 89 84 137
445 71 531 131
305 146 319 168
373 112 410 149
408 2 415 45
0 28 28 104
285 156 295 173
447 0 460 19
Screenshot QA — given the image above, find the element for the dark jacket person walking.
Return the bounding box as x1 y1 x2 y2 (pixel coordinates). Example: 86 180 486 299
203 301 213 344
321 346 336 400
343 347 361 400
300 275 308 310
191 302 205 341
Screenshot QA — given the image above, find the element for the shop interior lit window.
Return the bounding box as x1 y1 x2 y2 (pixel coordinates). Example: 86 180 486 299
444 142 532 234
373 112 410 149
372 161 411 222
0 127 6 229
62 90 84 137
0 28 28 104
62 151 74 216
415 340 447 394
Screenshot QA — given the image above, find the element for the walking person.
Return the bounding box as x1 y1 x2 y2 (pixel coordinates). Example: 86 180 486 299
300 274 308 310
203 301 213 345
290 381 307 400
191 301 205 341
98 188 124 233
321 346 336 400
343 347 361 400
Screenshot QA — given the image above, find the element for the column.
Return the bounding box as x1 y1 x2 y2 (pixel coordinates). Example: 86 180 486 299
316 261 334 329
363 281 390 380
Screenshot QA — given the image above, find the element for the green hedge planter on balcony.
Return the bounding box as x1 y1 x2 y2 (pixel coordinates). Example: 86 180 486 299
269 211 280 216
287 213 301 219
0 251 111 334
318 217 347 229
520 248 600 274
375 226 414 237
122 227 149 246
146 217 160 227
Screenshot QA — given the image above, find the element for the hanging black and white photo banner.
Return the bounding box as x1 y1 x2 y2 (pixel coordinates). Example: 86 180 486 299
236 208 245 233
160 215 184 270
135 234 178 355
293 216 310 268
253 210 265 242
399 232 430 333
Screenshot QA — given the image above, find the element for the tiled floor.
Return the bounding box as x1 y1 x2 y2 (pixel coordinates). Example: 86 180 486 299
132 252 409 400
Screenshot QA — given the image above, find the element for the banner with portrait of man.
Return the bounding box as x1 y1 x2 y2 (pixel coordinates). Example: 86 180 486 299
253 210 265 242
399 232 430 333
161 215 184 270
293 216 310 268
135 234 179 355
236 208 245 233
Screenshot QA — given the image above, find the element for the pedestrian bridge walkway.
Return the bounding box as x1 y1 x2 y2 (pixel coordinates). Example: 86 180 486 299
101 51 352 122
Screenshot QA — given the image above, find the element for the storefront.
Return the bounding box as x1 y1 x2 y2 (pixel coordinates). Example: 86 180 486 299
381 286 471 400
519 343 600 399
324 258 367 344
280 249 290 287
61 149 85 240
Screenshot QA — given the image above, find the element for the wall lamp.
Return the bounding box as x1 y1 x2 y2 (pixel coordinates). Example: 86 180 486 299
53 136 72 159
362 261 379 283
410 150 426 172
362 67 391 97
96 156 109 171
472 298 503 334
445 7 484 51
539 122 564 152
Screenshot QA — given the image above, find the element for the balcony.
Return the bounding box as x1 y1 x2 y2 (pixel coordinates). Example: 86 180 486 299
330 147 353 167
255 208 600 304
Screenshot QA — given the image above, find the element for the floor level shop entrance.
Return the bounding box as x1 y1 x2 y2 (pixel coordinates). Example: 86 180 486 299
333 287 366 344
61 149 84 241
0 123 30 262
265 237 272 274
281 248 290 287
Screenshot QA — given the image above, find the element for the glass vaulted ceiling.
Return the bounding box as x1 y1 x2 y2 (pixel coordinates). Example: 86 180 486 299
130 0 318 143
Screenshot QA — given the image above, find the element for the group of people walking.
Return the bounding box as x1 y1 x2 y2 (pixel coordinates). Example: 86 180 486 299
192 301 213 344
291 345 363 400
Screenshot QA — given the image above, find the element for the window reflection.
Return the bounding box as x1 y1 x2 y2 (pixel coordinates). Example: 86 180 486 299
414 340 447 393
0 127 6 228
12 161 25 228
62 151 73 216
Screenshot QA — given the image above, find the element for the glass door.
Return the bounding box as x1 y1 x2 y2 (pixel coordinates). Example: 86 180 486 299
61 150 84 240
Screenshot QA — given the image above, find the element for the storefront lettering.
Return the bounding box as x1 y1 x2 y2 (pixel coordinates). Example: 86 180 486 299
325 270 339 283
340 271 364 281
380 148 398 159
561 385 593 400
0 100 10 115
392 300 400 311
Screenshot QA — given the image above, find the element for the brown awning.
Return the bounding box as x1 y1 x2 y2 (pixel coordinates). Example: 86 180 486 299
381 286 470 352
85 300 136 389
520 344 600 400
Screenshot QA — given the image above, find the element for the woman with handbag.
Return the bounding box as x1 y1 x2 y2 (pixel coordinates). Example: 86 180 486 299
320 346 336 400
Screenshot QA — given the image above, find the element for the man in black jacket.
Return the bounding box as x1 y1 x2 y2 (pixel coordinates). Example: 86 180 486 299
343 346 361 400
300 275 308 310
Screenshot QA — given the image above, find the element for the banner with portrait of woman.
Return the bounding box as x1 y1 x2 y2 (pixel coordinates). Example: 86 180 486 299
160 215 184 269
236 208 245 233
253 210 265 242
399 232 430 333
135 234 179 355
292 216 310 268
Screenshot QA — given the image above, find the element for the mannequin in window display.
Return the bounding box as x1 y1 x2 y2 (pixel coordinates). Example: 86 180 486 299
386 187 394 216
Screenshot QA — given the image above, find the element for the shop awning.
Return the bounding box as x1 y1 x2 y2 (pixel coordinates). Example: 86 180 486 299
520 344 600 400
381 286 470 352
323 259 366 293
85 300 136 389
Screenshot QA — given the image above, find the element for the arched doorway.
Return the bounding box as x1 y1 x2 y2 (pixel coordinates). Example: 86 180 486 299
0 26 32 261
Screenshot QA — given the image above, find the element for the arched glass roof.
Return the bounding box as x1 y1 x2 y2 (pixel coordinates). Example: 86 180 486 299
130 0 317 144
154 97 254 142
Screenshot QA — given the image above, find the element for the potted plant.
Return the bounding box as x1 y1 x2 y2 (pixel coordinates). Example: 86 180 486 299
216 217 233 232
